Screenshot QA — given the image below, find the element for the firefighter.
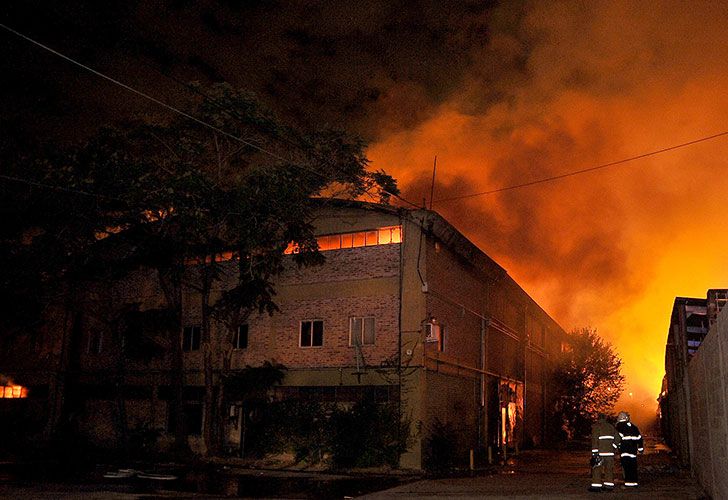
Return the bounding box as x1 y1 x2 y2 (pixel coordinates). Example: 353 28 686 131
616 411 644 488
589 413 620 492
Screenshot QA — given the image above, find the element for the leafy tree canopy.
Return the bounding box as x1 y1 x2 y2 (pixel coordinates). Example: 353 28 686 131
551 327 625 440
0 83 399 330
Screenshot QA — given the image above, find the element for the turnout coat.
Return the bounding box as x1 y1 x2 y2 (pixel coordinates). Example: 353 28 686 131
591 419 620 457
616 421 644 458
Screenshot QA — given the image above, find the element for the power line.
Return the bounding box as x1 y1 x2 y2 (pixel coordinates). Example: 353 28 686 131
435 130 728 202
0 173 122 201
16 20 702 211
0 22 293 165
0 22 410 207
132 56 418 209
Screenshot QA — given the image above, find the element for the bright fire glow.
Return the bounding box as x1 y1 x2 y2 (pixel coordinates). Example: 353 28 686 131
0 385 28 399
367 2 728 426
285 226 402 254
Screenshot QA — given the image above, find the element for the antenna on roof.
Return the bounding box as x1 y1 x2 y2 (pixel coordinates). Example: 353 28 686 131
429 156 437 210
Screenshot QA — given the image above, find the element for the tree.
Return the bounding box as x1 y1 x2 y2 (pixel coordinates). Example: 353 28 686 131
1 83 398 456
550 327 625 440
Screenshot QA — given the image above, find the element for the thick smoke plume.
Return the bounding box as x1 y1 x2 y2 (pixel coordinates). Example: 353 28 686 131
370 0 728 425
3 0 728 425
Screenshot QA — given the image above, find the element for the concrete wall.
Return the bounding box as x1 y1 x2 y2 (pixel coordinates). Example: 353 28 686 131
685 306 728 499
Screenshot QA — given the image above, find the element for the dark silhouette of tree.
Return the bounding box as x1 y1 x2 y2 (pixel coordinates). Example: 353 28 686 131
550 327 625 440
0 83 398 457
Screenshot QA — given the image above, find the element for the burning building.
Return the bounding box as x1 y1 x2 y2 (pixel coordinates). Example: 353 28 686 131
1 200 566 469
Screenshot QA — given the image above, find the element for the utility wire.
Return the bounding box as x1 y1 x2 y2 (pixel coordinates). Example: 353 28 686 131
0 22 414 208
436 130 728 202
130 55 419 209
0 22 290 162
0 173 123 201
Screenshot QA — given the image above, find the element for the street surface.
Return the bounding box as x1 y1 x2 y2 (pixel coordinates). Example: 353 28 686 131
0 438 706 499
363 438 706 499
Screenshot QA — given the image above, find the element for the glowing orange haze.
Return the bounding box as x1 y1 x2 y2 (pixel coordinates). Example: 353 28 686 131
367 1 728 427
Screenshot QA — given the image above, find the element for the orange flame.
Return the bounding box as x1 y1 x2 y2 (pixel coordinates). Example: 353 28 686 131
0 384 27 399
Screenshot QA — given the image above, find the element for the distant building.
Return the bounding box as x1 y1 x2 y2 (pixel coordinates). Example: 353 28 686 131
662 289 728 465
706 289 728 329
1 200 567 469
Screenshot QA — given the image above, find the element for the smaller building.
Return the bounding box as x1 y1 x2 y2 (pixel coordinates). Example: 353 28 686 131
662 289 728 465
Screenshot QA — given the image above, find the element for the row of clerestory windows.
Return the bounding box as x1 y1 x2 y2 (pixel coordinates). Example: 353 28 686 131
184 225 402 265
285 225 402 254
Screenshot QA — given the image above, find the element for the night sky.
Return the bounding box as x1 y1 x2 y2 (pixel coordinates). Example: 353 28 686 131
3 0 728 425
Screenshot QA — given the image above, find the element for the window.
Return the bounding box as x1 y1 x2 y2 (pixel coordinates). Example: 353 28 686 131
365 231 378 246
300 320 324 347
349 317 375 346
182 326 201 351
87 330 104 354
425 321 445 352
233 324 249 349
168 403 203 436
284 225 403 254
318 234 341 251
0 385 27 398
352 232 366 247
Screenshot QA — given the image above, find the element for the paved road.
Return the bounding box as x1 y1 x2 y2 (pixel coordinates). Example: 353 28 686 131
0 439 707 499
362 438 707 499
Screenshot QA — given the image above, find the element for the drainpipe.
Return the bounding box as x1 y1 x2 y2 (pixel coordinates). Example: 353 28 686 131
480 318 487 449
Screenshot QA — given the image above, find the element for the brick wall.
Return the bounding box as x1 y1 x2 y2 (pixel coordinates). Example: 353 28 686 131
77 235 402 375
282 245 400 284
421 228 564 453
233 293 400 369
686 306 728 499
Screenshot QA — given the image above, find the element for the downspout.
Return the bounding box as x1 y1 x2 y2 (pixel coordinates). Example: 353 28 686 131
680 314 694 468
684 370 694 469
523 334 527 453
480 318 487 448
484 317 490 453
398 216 404 417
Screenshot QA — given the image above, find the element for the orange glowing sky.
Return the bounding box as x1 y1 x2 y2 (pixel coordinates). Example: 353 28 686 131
3 0 726 427
368 1 728 424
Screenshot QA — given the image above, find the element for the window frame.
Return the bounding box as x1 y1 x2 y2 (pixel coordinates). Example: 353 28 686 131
349 316 376 347
299 319 324 348
182 325 202 352
87 329 104 354
232 324 249 350
425 322 445 352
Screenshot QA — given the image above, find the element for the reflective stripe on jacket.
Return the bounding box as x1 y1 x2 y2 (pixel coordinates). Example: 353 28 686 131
591 419 620 456
616 421 643 455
